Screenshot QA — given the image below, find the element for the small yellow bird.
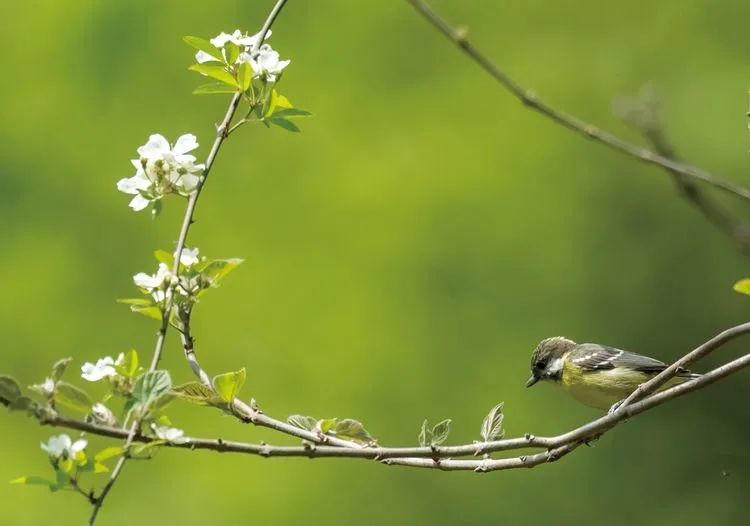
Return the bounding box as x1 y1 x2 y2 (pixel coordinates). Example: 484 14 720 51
526 337 701 411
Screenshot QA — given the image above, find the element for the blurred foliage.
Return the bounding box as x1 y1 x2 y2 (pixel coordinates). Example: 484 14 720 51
2 0 750 524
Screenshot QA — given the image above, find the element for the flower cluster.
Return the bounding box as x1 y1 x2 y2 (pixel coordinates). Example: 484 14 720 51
117 134 204 212
196 29 290 82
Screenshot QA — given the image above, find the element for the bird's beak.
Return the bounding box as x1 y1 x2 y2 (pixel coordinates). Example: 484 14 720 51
525 375 539 388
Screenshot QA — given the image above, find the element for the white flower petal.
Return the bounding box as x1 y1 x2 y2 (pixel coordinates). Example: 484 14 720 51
117 172 150 195
173 134 199 155
71 439 88 453
177 247 200 267
179 173 200 193
128 194 151 212
195 50 217 63
137 134 170 158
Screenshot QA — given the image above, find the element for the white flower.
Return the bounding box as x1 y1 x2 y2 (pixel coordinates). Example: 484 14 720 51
91 403 117 426
133 263 173 290
40 434 87 459
31 377 56 397
117 134 204 212
196 29 271 64
151 424 189 444
239 43 290 82
176 247 200 267
81 356 117 382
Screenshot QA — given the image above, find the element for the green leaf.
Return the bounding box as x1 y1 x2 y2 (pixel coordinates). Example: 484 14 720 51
172 382 220 406
431 419 451 446
116 349 139 378
193 83 240 95
480 402 505 442
287 414 317 431
202 258 244 285
317 418 337 434
130 305 163 321
10 476 55 489
188 64 238 88
94 463 109 474
0 375 21 404
117 298 154 306
54 382 92 413
183 36 224 62
154 249 174 266
733 278 750 296
128 441 164 460
267 117 300 133
94 446 124 463
212 368 246 403
131 370 172 409
51 358 72 382
8 396 36 414
272 108 312 119
331 418 376 445
224 42 240 65
418 420 430 447
237 62 253 92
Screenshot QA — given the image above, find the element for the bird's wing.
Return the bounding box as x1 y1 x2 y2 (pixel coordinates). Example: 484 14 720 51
571 344 668 373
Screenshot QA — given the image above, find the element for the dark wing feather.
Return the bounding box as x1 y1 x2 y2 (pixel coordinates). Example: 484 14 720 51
572 343 698 377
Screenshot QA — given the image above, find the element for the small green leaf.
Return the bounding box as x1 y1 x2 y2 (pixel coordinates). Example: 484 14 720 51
154 249 174 266
117 298 154 306
188 64 239 88
131 370 172 409
733 278 750 296
331 418 376 445
128 441 164 459
224 42 240 65
54 382 92 414
193 83 241 95
480 402 505 442
418 420 430 447
202 258 244 286
10 476 55 488
183 36 224 62
0 375 21 404
94 446 124 463
267 117 300 133
8 396 36 414
115 349 139 378
51 358 72 382
287 414 317 431
212 368 246 403
317 418 338 434
431 419 451 446
272 108 312 119
94 463 109 474
238 62 253 92
130 305 163 321
172 382 220 406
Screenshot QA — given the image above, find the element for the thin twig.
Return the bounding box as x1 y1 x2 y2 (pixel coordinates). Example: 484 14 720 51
406 0 750 202
88 1 289 523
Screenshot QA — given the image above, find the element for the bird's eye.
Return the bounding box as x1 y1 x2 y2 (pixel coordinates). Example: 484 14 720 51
536 359 547 370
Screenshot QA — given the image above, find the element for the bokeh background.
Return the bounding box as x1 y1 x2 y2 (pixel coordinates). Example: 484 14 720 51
2 1 750 524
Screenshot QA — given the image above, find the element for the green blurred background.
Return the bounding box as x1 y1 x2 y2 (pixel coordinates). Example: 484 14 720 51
2 0 750 524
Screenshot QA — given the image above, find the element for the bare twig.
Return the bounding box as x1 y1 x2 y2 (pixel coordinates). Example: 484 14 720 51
6 323 746 473
88 2 289 523
614 86 750 253
406 0 750 203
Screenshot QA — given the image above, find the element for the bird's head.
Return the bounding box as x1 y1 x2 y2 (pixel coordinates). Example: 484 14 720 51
526 336 577 387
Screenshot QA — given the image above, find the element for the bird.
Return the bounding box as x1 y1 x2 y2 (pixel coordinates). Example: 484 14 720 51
526 336 701 411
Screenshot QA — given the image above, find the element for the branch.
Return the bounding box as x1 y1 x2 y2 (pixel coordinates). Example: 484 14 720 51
88 2 289 523
7 323 747 473
614 86 750 253
406 0 750 204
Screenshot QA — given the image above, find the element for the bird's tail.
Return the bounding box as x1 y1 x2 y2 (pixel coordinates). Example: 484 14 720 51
676 370 701 380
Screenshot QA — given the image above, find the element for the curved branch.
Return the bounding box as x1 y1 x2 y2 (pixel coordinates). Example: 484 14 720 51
406 0 750 203
7 323 748 473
